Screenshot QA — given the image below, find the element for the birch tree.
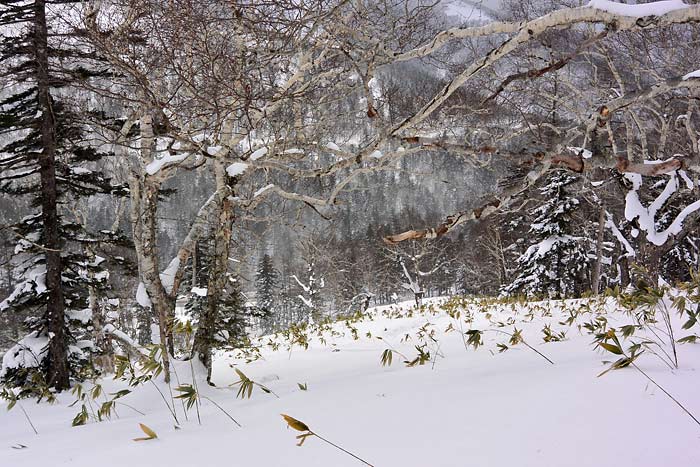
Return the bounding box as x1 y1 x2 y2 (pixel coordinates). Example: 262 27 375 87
74 0 700 382
80 0 440 379
382 1 700 256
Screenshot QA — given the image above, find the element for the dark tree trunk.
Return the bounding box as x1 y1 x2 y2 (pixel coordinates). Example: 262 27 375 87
414 292 423 307
34 0 69 391
619 256 631 288
591 207 606 294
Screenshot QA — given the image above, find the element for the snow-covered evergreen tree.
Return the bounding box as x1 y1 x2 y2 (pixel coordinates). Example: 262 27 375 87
0 0 126 392
215 277 247 345
254 254 279 333
186 240 248 358
502 171 589 298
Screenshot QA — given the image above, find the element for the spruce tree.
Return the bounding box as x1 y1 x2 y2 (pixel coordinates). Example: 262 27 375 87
254 254 279 333
0 0 125 392
216 277 247 345
502 171 589 298
186 239 248 378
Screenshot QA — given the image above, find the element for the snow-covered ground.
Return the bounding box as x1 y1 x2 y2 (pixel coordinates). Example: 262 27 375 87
1 297 699 466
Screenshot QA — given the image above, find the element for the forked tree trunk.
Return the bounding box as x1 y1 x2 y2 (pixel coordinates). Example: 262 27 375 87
193 162 234 383
414 292 423 308
35 0 69 391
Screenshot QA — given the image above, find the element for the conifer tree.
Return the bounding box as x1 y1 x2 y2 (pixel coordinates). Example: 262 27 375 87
216 277 247 345
502 171 589 298
187 239 248 381
255 254 279 333
0 0 125 392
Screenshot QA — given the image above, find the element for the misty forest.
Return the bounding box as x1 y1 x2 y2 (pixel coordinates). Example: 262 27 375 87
1 0 700 465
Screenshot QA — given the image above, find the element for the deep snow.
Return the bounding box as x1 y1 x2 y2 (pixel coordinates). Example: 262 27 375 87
1 297 699 466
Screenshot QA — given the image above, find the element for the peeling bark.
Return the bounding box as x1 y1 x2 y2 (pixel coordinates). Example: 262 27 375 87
385 72 700 244
192 161 234 382
128 171 174 382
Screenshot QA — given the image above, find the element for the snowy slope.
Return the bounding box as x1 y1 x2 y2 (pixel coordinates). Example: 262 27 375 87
1 297 699 466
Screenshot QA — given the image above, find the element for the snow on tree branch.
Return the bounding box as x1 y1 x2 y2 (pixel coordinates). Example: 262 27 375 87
385 65 700 245
624 172 700 246
388 3 700 136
